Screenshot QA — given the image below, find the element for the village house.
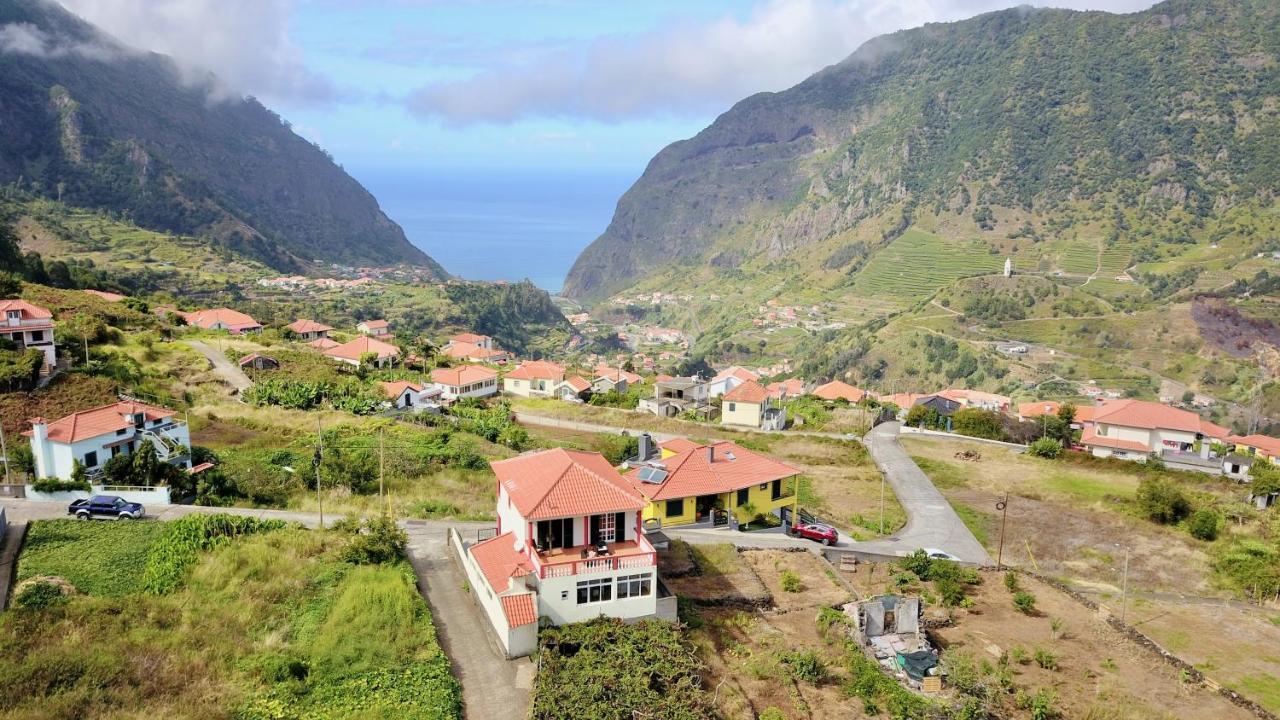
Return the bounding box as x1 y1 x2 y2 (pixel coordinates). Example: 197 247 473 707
625 438 799 529
706 366 759 399
0 299 57 371
454 448 671 657
26 399 192 482
285 319 333 341
378 380 442 411
237 353 279 372
431 364 498 401
1227 434 1280 466
812 380 869 404
592 365 642 394
721 380 787 430
879 392 926 411
308 337 340 350
1016 401 1062 422
503 360 566 397
356 319 392 337
912 395 964 420
937 389 1012 412
442 341 513 364
553 376 592 402
447 332 495 351
1081 399 1230 468
639 375 712 418
766 378 806 399
185 308 262 334
323 336 401 368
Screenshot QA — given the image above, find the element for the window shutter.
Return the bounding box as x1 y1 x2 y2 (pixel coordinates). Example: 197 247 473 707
590 514 601 544
615 512 626 542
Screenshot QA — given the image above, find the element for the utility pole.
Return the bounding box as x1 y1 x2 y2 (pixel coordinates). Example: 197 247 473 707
379 427 386 511
995 493 1009 571
314 417 324 529
879 473 885 535
0 422 10 484
1120 546 1130 625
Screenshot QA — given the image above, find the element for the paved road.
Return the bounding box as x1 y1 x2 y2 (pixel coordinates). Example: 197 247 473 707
856 422 992 564
186 340 252 392
403 522 532 720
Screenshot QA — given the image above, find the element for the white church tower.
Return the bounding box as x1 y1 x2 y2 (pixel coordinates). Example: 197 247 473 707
1003 257 1012 277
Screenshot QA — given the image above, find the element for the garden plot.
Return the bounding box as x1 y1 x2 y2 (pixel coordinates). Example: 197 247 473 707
739 549 852 612
662 543 770 607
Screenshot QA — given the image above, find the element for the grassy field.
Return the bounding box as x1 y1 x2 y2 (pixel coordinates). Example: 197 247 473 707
16 520 166 596
849 228 1002 302
1 522 461 720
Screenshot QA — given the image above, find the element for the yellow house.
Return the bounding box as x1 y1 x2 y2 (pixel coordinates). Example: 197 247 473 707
721 380 786 430
1228 434 1280 464
625 440 799 527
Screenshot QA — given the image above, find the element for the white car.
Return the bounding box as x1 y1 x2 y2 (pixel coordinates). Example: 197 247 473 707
922 548 960 562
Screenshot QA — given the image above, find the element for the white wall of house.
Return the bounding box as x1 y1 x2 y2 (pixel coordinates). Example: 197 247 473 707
0 327 56 368
503 377 556 397
534 566 659 626
25 484 172 505
722 400 763 427
31 419 191 480
435 378 497 401
450 529 538 658
706 376 743 399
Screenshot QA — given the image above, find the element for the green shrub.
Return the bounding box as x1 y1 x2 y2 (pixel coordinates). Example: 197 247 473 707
780 569 803 593
16 519 164 596
1027 437 1063 459
142 514 287 594
936 577 967 607
340 516 408 565
1003 571 1020 592
14 581 67 610
1012 591 1037 614
758 708 786 720
1136 478 1191 524
1033 647 1058 670
1188 507 1220 541
780 649 827 684
30 477 91 493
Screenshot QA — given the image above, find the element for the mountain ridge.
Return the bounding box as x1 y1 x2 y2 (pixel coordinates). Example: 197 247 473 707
0 0 446 276
563 0 1280 300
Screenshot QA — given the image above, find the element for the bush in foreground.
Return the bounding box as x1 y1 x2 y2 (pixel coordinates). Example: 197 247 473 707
1188 507 1220 541
1136 477 1191 525
1012 591 1038 615
1027 437 1063 459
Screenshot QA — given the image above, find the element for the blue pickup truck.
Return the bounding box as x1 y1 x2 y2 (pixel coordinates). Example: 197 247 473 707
67 495 145 520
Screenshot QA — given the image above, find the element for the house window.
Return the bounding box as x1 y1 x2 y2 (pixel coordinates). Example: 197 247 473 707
728 402 737 412
759 483 768 491
5 310 17 321
513 380 521 387
576 577 612 604
665 499 684 517
616 573 652 599
736 488 749 506
83 451 99 468
771 479 783 500
595 513 617 543
29 330 42 342
536 518 574 550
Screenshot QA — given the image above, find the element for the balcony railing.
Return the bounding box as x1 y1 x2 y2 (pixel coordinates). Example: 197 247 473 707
528 536 656 579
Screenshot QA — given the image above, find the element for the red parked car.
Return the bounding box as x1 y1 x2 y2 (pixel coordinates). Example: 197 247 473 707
789 522 838 546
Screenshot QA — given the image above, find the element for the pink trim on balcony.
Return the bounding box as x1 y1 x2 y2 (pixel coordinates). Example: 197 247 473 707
525 535 656 579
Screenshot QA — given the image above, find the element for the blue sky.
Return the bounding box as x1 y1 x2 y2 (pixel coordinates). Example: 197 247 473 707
56 0 1160 175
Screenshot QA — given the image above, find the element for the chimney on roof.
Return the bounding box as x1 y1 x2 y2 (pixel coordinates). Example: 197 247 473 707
639 433 653 461
706 445 715 463
28 417 51 479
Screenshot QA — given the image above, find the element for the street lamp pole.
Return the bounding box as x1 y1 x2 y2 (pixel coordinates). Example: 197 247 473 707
314 417 324 529
995 493 1009 571
1120 546 1130 624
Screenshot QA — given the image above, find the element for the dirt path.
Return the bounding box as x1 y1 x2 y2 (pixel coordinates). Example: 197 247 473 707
403 522 532 720
186 339 252 392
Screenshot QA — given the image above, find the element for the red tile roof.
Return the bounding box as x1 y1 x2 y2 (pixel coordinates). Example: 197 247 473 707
491 448 644 520
625 441 800 501
308 337 340 349
0 299 53 320
1018 401 1061 419
431 364 497 386
938 388 1012 408
812 380 868 403
1080 428 1150 453
723 379 769 404
83 289 125 302
237 353 276 366
594 365 643 384
505 360 565 382
766 378 805 399
323 336 400 362
286 319 333 334
469 532 534 593
359 319 390 329
1093 399 1218 435
450 332 490 344
34 400 177 444
441 342 509 361
714 366 759 383
499 593 538 627
659 438 700 455
186 307 261 331
379 380 422 400
562 376 591 393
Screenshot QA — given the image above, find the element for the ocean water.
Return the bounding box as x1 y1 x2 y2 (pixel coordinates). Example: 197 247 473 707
350 166 637 293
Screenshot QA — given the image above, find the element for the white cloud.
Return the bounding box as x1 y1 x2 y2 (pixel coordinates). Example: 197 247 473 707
0 21 124 61
53 0 336 105
406 0 1158 125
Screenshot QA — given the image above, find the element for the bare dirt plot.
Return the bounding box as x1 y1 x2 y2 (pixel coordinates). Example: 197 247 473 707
664 543 770 606
932 571 1255 720
776 437 906 539
739 549 852 612
1126 598 1280 715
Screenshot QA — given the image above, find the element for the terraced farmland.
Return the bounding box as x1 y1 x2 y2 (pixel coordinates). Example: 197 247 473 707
850 229 999 301
1056 241 1100 274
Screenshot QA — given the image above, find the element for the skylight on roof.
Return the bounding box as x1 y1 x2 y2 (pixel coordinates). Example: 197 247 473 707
724 451 737 461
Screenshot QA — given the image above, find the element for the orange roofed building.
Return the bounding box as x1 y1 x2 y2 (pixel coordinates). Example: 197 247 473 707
185 308 262 334
322 335 400 368
0 299 57 370
502 360 566 397
285 319 333 341
1081 399 1231 465
812 380 869 403
454 448 671 658
26 399 191 485
430 364 498 401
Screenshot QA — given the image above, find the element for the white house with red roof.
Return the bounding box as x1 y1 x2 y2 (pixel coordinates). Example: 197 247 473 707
502 360 566 397
625 440 799 529
936 388 1012 413
356 319 391 337
1081 399 1230 464
553 375 592 401
452 448 669 657
811 380 869 404
706 366 759 399
0 299 56 370
378 380 442 411
592 365 642 394
430 365 498 401
721 380 786 430
285 319 333 341
26 399 191 484
185 308 262 334
323 336 400 368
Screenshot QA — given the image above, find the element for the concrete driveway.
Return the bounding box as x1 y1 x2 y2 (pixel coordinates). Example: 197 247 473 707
854 422 992 564
186 340 252 392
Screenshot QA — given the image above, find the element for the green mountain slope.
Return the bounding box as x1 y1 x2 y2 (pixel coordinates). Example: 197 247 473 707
0 0 446 276
563 0 1280 300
